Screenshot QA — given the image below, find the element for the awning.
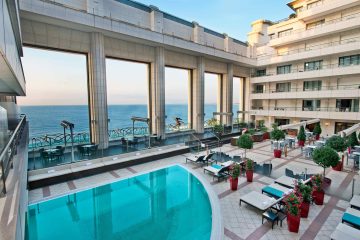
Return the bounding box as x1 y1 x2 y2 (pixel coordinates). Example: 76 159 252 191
279 119 320 130
338 123 360 137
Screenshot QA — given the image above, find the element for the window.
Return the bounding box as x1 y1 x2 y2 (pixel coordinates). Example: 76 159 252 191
303 81 322 91
256 69 266 77
277 65 292 75
339 55 360 67
307 0 322 9
336 99 359 112
302 100 321 111
295 7 304 14
278 29 293 38
276 82 291 92
254 84 264 93
306 19 325 30
304 60 323 71
275 119 290 126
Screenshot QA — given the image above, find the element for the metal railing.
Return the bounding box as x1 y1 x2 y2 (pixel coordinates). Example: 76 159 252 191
0 115 27 196
251 106 360 113
252 84 360 94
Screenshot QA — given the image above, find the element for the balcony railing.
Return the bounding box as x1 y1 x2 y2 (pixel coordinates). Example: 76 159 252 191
269 11 360 40
0 115 27 196
251 62 360 78
252 84 360 94
257 36 360 60
251 106 359 112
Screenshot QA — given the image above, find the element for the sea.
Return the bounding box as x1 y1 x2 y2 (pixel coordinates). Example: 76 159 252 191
20 104 240 138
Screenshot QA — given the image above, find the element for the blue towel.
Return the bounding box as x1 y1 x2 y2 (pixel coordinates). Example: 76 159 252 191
262 186 284 198
212 164 222 169
343 212 360 226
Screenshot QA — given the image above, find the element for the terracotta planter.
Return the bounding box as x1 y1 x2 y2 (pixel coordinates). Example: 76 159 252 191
287 213 301 233
315 135 320 140
300 202 310 218
229 177 238 191
274 149 282 158
246 170 253 182
312 190 325 205
322 177 332 189
263 132 270 140
298 140 305 147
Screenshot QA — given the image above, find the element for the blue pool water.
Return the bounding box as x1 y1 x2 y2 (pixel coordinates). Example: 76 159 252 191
26 166 212 240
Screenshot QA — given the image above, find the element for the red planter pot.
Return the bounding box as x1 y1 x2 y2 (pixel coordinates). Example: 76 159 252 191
300 202 310 218
274 149 282 158
332 156 344 171
298 140 305 147
246 170 253 182
287 213 301 233
263 132 270 140
315 135 320 140
312 190 325 205
229 177 238 191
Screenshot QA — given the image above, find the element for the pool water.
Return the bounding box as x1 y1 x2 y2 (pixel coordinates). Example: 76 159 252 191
26 165 212 240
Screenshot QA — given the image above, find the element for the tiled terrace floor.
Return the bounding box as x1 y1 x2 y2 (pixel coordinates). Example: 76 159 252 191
28 140 360 240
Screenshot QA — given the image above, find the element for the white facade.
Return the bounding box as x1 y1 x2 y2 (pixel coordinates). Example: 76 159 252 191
248 0 360 136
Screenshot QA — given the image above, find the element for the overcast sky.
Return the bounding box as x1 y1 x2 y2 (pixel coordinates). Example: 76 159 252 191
17 0 292 106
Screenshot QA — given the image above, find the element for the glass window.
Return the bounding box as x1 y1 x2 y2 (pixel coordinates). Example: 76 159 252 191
304 60 323 71
275 119 290 126
307 0 321 9
306 19 325 30
276 82 291 92
278 29 293 38
254 84 264 93
303 100 320 111
303 81 322 91
277 65 292 75
256 69 266 77
339 54 360 66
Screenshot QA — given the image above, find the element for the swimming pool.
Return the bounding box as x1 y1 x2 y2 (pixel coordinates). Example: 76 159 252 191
26 165 216 240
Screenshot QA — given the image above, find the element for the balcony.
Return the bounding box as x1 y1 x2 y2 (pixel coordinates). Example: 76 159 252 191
250 84 360 100
269 11 360 47
251 63 360 84
297 0 360 22
250 107 360 120
257 36 360 66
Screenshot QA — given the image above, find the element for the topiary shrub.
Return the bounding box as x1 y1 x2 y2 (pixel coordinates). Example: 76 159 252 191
325 135 347 152
313 123 322 136
271 125 285 141
347 132 359 148
237 134 253 159
312 146 340 176
297 126 306 142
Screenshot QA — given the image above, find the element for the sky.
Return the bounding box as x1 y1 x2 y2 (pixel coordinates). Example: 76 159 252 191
17 0 292 106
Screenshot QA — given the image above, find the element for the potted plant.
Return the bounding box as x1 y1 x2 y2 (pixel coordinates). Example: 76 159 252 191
213 123 224 138
271 124 285 158
237 134 253 159
311 174 325 205
284 192 302 233
313 123 322 140
347 132 359 153
245 159 254 182
229 164 240 191
312 146 340 186
325 135 347 171
297 126 306 147
295 182 312 218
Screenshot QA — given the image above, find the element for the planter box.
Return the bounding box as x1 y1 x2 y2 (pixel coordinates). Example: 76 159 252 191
251 132 264 142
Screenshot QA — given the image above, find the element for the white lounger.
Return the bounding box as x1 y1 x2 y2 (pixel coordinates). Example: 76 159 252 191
239 191 281 211
350 195 360 210
274 175 312 188
331 223 360 240
203 161 234 181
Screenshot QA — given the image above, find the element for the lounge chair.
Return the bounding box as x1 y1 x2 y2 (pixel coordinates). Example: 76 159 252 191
275 175 312 189
239 191 281 212
350 195 360 210
185 155 206 165
203 161 233 181
342 207 360 229
330 223 360 240
262 183 293 199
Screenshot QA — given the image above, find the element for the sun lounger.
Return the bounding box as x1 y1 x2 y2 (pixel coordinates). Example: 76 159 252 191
262 183 293 199
350 195 360 210
274 175 311 189
239 191 281 211
342 207 360 229
186 153 213 165
330 223 360 240
203 161 234 181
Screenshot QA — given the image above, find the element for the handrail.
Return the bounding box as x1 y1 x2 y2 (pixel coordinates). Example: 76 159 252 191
190 133 203 153
252 84 360 94
251 107 360 113
0 115 27 196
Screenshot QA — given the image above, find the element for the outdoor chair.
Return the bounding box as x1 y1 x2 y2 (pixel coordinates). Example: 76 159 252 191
330 223 360 240
350 195 360 210
262 163 272 176
203 161 233 181
285 168 295 178
342 207 360 229
186 155 207 165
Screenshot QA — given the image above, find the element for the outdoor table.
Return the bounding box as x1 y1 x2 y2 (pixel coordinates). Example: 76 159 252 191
274 176 297 188
81 144 94 156
305 145 317 150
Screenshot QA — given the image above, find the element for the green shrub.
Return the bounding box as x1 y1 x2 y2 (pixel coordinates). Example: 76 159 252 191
285 193 302 216
237 134 253 158
325 135 347 152
297 126 306 141
347 132 359 148
313 123 322 136
246 159 253 171
313 146 340 176
296 182 312 203
271 125 285 141
230 164 240 178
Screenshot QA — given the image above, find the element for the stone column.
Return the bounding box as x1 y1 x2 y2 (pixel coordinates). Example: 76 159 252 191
191 56 205 133
244 77 251 122
239 77 245 121
150 5 163 33
192 22 204 44
88 32 109 149
221 64 233 126
150 47 166 138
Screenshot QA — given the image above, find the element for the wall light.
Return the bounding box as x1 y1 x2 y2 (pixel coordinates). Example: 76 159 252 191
325 122 330 126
